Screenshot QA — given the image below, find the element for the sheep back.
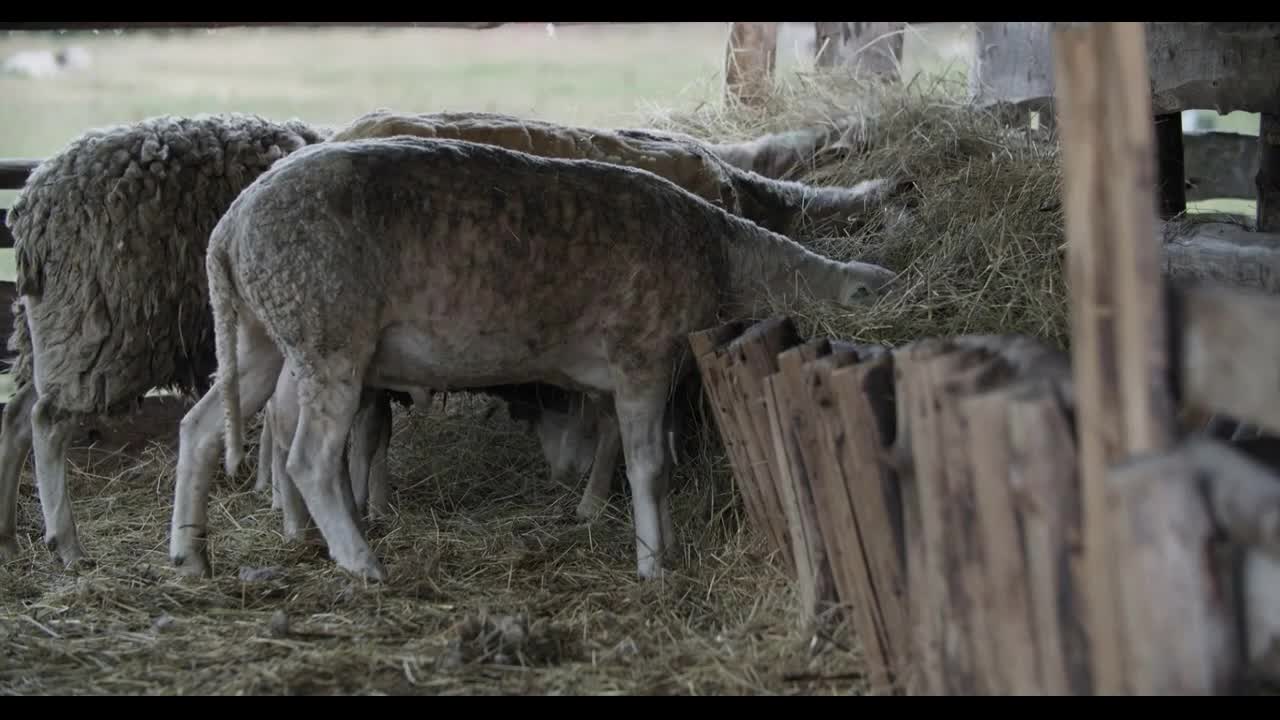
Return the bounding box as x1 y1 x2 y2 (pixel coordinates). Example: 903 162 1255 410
5 113 327 416
329 109 742 215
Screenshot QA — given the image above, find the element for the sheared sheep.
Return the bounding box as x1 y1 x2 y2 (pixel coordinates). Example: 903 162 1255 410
270 109 915 529
0 113 330 566
169 135 897 582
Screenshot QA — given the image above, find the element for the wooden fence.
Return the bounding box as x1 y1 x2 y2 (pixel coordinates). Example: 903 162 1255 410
692 22 1280 696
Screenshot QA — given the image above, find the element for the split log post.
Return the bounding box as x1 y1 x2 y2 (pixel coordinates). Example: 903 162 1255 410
764 338 841 626
724 22 779 108
1053 21 1184 694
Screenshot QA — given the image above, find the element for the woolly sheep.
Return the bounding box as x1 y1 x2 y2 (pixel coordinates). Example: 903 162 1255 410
169 136 897 582
270 109 916 528
0 113 330 567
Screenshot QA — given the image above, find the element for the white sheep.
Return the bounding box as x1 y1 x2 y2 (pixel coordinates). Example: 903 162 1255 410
267 109 916 530
0 113 329 566
169 135 897 582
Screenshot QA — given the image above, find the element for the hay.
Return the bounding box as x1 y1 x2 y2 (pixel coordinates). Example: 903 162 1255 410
648 69 1072 349
0 393 867 695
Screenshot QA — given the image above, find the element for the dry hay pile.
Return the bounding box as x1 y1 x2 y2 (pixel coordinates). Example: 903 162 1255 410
646 70 1071 349
1 71 1084 695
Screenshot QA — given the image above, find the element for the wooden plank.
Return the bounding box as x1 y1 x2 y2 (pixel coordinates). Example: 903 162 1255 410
0 160 39 190
1258 114 1280 233
724 22 778 107
1173 283 1280 439
1006 381 1093 696
808 345 901 691
893 341 1007 695
817 347 907 694
689 322 782 563
1155 113 1187 219
766 339 840 626
1053 21 1178 695
1184 130 1259 202
962 386 1041 695
723 316 805 576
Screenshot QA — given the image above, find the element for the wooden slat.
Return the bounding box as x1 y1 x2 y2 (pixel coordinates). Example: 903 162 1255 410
768 339 841 627
807 344 904 693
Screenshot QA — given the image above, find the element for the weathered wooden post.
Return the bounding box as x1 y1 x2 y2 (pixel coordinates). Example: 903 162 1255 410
724 22 779 107
813 22 904 80
1052 21 1179 695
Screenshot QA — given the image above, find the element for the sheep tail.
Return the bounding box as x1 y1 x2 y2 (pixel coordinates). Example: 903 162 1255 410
207 244 245 477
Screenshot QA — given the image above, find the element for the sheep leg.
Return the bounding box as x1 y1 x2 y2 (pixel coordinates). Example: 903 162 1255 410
348 388 391 519
255 403 273 495
286 376 384 582
0 384 36 561
267 371 313 543
576 412 621 522
614 380 675 580
29 396 85 567
169 327 283 578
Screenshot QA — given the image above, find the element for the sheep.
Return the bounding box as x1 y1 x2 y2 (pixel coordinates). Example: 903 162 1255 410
168 135 897 582
0 113 331 566
267 108 916 527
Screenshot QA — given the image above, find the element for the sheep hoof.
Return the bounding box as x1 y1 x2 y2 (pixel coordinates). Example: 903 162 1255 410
342 555 387 584
575 496 608 523
636 559 666 582
46 535 90 569
172 550 213 579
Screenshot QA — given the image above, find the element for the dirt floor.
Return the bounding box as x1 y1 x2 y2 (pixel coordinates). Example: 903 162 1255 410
0 393 866 695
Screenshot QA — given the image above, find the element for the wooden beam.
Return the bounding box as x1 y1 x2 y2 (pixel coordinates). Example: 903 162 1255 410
1155 113 1188 219
1185 131 1259 202
724 22 779 107
1257 114 1280 233
1161 222 1280 294
0 160 39 191
1173 283 1280 439
1054 21 1177 696
1147 23 1280 116
969 22 1280 118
